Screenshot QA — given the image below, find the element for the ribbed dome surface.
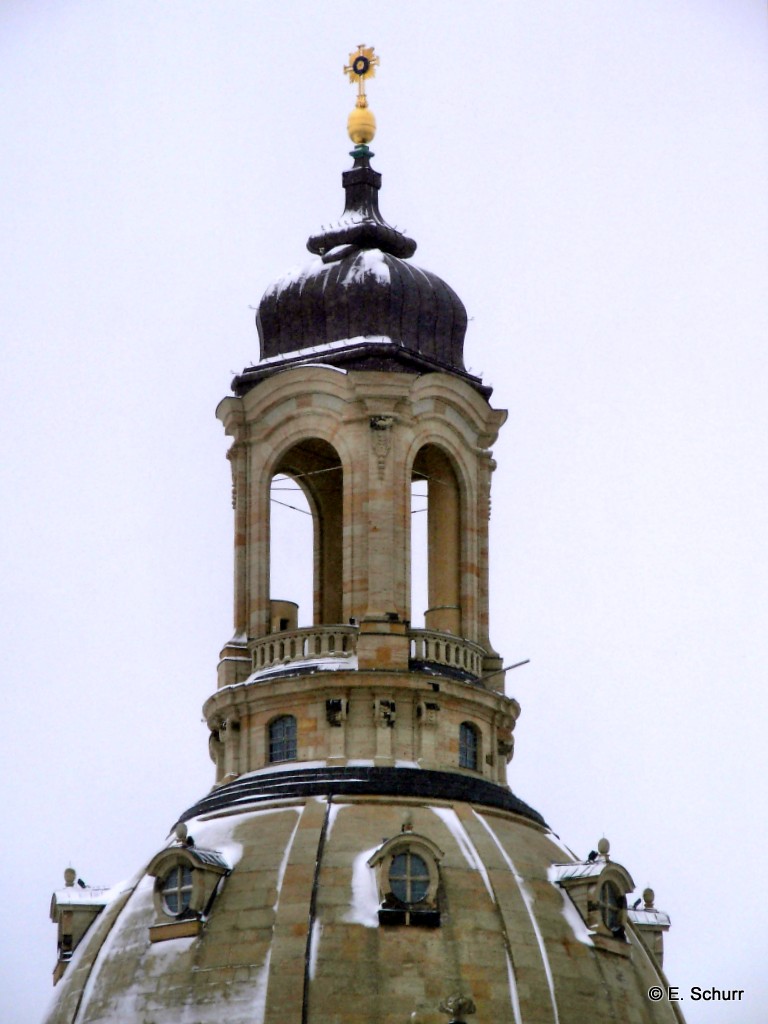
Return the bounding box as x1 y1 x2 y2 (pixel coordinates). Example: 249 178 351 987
237 148 477 395
44 772 681 1024
256 247 467 369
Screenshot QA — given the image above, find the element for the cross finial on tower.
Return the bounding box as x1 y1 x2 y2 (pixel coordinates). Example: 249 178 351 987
344 44 379 96
344 44 379 148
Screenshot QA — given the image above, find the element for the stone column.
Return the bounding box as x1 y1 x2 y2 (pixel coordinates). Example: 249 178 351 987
217 438 252 689
248 455 272 641
357 411 409 670
478 452 503 683
367 414 397 616
228 439 248 637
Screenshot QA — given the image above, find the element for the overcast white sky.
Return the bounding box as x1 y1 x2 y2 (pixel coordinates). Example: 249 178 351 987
2 3 767 1022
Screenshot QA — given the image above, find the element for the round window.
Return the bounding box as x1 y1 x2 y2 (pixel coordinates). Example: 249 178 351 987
389 851 430 905
161 865 193 916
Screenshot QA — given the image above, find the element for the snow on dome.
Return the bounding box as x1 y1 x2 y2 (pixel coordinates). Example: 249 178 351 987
45 787 683 1024
339 247 390 286
260 255 327 299
343 845 381 928
253 246 468 378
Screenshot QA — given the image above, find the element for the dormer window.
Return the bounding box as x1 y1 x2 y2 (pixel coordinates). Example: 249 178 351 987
269 714 297 762
49 868 111 984
459 722 479 770
549 837 633 955
146 825 230 943
368 832 444 927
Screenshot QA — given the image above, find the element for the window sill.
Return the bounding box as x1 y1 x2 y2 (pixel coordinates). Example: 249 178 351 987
592 933 631 957
378 907 440 928
149 919 203 943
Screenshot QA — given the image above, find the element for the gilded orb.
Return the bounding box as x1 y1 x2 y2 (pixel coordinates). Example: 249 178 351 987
347 103 376 145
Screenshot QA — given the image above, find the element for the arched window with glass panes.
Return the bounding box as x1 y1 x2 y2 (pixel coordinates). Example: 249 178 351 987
599 881 627 940
160 865 193 917
459 721 479 770
389 850 431 905
268 714 297 763
368 834 443 928
146 846 231 943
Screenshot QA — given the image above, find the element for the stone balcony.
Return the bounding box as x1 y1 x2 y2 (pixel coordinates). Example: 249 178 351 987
408 628 485 679
250 625 358 674
247 625 486 682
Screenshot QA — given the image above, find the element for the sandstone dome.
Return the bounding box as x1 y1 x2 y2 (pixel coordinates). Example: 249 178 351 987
45 765 679 1024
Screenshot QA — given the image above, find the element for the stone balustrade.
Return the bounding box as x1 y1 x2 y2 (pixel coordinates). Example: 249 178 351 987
250 624 485 680
250 626 358 671
408 628 485 679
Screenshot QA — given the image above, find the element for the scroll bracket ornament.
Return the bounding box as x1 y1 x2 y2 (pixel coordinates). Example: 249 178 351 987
370 415 394 479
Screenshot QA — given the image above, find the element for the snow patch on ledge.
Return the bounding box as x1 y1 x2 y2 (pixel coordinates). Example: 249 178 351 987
628 907 670 928
52 885 112 907
547 865 596 946
255 336 394 368
246 655 358 682
237 761 327 779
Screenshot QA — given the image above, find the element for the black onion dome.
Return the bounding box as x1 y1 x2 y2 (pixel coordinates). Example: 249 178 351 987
256 249 467 364
233 149 488 397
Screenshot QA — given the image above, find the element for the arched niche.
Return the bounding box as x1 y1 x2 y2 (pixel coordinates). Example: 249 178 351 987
270 438 343 628
411 444 462 635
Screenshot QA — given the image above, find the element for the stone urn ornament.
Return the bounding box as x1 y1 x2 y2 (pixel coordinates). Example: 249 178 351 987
438 994 477 1024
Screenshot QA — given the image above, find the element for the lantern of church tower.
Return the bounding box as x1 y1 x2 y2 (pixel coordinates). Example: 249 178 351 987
45 49 684 1024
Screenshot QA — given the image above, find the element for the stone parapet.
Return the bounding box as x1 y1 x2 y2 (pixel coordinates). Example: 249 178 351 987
221 625 493 689
249 625 358 675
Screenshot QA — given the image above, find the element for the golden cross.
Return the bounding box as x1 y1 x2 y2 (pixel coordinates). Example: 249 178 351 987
344 44 379 104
